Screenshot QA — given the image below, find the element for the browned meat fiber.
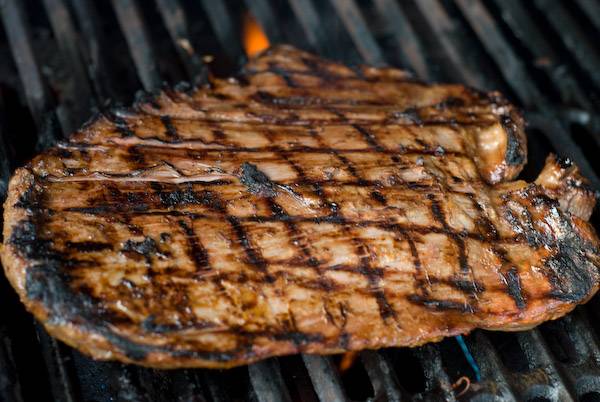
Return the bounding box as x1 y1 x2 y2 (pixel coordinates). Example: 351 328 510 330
2 46 600 369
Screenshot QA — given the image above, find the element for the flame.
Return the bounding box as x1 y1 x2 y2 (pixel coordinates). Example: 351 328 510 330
339 351 359 372
243 13 269 57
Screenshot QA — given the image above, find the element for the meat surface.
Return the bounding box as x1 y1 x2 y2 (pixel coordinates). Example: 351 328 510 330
2 46 600 368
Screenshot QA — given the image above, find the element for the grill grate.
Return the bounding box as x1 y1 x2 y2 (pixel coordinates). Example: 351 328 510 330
1 0 600 401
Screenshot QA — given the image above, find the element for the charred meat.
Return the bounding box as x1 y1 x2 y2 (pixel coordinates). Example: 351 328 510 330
2 46 599 368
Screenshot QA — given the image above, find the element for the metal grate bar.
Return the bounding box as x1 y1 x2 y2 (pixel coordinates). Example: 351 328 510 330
0 113 10 199
493 0 593 109
414 344 457 401
248 359 293 402
0 326 22 402
41 0 95 132
546 310 600 396
517 329 577 401
245 0 284 43
575 0 600 32
287 0 329 55
201 371 232 402
35 326 78 402
302 354 347 402
361 350 408 401
111 0 162 91
372 0 430 79
533 0 600 90
68 0 121 102
412 0 487 88
0 0 59 148
466 332 518 401
198 0 244 63
154 0 206 81
454 0 543 108
328 0 386 66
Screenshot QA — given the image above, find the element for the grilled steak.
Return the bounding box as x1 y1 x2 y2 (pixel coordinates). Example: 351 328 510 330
2 46 600 368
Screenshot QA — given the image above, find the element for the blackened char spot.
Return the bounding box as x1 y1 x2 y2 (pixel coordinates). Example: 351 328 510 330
65 241 113 252
500 114 525 166
545 243 599 302
502 267 527 309
122 237 158 264
556 156 573 169
370 191 387 205
158 187 203 207
240 162 277 197
407 295 474 313
450 278 485 294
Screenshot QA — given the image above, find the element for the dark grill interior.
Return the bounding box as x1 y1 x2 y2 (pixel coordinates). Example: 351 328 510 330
1 0 600 401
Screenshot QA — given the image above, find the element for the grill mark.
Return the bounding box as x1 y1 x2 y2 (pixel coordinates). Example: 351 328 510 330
260 129 339 326
273 124 398 327
318 135 399 325
370 191 387 205
352 124 385 152
266 62 299 88
135 106 496 126
65 241 113 252
296 131 365 186
59 206 528 244
160 115 181 141
427 194 478 310
49 173 474 196
247 63 416 85
60 142 468 157
227 215 272 281
466 193 527 310
108 112 135 137
177 219 211 273
385 224 431 298
252 91 391 107
407 295 473 313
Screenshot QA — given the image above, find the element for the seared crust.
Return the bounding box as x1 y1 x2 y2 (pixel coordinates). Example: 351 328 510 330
2 46 599 368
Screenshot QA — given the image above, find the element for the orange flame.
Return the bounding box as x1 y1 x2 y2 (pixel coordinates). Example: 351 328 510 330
243 13 270 57
339 351 359 372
